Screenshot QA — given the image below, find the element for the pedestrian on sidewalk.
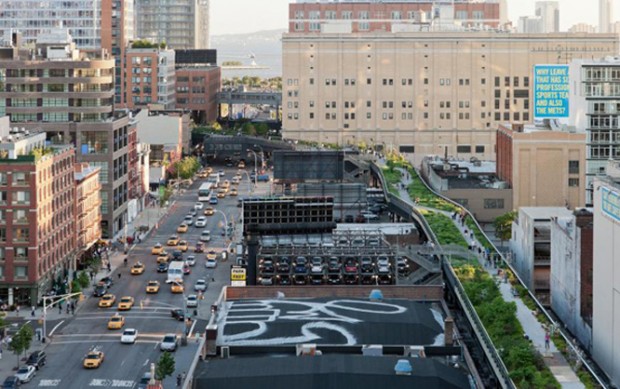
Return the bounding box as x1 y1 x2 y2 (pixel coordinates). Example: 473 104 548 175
176 373 182 387
545 331 551 351
118 273 121 280
0 346 3 360
70 302 75 315
107 262 111 272
31 306 35 317
58 303 62 314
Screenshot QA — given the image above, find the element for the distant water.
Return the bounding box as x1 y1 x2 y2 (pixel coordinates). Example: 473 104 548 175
211 29 284 79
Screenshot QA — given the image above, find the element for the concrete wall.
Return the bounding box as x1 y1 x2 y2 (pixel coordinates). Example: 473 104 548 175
226 285 443 301
443 188 512 223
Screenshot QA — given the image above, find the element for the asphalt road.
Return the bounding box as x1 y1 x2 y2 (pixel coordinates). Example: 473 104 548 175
26 166 256 389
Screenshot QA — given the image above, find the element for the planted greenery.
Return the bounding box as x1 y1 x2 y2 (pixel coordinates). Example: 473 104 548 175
382 167 402 195
454 265 560 389
421 210 469 248
465 216 494 250
407 169 461 212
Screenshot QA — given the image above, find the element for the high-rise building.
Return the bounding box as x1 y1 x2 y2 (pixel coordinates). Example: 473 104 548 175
569 57 620 206
534 1 560 33
0 117 77 306
0 30 135 238
592 160 620 387
125 47 176 109
135 0 210 49
600 0 613 33
517 16 543 33
175 50 221 124
282 31 619 165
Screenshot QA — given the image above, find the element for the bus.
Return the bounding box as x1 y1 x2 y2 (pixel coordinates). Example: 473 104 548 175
198 183 214 202
167 261 184 284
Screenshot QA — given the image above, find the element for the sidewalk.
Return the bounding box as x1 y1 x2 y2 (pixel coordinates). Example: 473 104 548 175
393 167 584 388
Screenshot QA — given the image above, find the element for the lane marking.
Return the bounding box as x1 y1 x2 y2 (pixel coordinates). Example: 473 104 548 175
188 320 197 338
142 358 149 367
37 379 61 387
49 321 64 336
89 379 135 387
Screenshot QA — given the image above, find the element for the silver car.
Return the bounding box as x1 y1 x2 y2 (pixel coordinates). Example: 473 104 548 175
194 279 208 292
160 334 178 352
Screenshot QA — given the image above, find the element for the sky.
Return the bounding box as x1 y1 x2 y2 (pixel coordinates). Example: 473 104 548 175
210 0 604 36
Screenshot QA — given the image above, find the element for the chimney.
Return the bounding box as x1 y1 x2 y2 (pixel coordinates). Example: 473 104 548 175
444 317 454 346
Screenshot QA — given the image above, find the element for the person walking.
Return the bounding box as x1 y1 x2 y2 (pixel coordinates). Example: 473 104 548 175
176 373 183 387
545 331 551 351
31 306 35 317
118 273 121 280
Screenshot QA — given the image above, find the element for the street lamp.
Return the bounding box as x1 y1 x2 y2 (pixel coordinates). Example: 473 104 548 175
253 144 264 170
42 291 82 342
213 209 229 238
247 149 258 188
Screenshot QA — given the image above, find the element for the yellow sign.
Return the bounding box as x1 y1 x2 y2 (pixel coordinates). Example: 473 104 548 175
231 267 246 281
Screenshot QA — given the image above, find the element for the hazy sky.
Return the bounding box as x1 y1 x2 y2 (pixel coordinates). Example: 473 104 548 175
210 0 604 36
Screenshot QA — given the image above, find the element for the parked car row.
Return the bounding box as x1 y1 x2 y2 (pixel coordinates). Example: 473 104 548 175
258 272 394 286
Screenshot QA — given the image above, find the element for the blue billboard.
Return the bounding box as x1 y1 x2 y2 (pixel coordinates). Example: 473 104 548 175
533 65 569 118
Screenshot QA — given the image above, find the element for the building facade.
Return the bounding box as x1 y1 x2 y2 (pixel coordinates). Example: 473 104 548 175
550 209 593 352
135 0 210 49
0 119 76 306
592 160 620 387
509 207 573 306
0 31 134 238
74 163 102 262
175 66 221 124
496 123 586 210
288 0 504 33
282 32 619 166
569 58 620 206
124 48 176 109
599 0 613 33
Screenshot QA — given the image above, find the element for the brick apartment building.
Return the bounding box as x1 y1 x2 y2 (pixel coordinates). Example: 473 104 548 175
0 119 76 306
74 163 102 264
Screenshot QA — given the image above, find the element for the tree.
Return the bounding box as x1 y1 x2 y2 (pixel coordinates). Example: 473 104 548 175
77 272 90 289
493 211 517 246
155 351 175 381
241 122 256 136
254 123 269 136
9 324 34 367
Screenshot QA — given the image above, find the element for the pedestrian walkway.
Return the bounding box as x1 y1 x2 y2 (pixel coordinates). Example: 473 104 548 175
392 167 584 388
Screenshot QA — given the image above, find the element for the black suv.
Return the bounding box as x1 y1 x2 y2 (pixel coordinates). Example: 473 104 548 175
26 350 47 369
93 284 107 297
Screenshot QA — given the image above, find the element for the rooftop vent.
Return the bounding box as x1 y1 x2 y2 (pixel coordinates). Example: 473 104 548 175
394 359 412 376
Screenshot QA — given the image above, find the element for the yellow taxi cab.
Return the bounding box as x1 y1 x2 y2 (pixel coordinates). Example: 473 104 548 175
221 180 230 188
229 188 238 196
178 240 188 252
117 296 134 311
130 262 145 275
146 280 160 294
157 254 170 264
107 314 125 330
216 189 226 198
177 224 188 233
206 250 218 260
167 235 180 246
83 350 105 368
206 166 213 174
151 243 164 255
204 207 215 216
98 294 116 308
170 281 184 294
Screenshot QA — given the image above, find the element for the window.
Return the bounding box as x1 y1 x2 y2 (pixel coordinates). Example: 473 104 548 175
569 160 580 174
0 248 4 260
0 228 5 242
13 210 27 223
0 191 6 205
309 113 314 119
13 191 30 205
484 199 505 209
81 131 109 155
367 78 372 85
569 178 580 187
14 266 27 278
13 228 29 242
457 145 472 153
495 77 500 87
0 173 6 186
15 247 27 259
524 77 530 87
475 145 485 153
367 113 371 119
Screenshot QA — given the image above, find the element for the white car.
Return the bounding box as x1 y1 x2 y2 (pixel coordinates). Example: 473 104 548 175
185 256 196 266
195 216 207 227
200 230 211 242
15 365 36 383
160 334 178 352
206 258 217 268
194 279 208 292
121 328 138 344
186 294 198 308
194 202 204 210
183 215 194 226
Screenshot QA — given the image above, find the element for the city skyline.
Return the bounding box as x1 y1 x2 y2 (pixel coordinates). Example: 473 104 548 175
211 0 607 35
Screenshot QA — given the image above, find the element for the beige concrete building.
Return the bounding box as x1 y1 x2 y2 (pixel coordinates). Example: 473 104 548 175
496 123 586 210
282 32 619 165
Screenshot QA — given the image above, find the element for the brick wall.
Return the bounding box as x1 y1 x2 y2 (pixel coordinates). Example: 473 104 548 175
577 214 594 322
226 285 443 301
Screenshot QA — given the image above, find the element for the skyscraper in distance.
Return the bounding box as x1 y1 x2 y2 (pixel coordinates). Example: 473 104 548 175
535 1 560 33
600 0 613 33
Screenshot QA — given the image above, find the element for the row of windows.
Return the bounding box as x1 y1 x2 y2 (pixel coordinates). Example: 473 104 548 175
293 10 486 21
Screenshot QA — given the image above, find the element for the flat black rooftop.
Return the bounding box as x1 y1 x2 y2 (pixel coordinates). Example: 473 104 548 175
216 297 444 346
194 355 470 389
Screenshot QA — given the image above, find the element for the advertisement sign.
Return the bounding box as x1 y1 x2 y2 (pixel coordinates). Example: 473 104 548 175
230 265 247 287
601 186 620 224
533 65 570 118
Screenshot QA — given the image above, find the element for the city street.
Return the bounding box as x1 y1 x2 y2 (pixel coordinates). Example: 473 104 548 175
16 166 259 388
